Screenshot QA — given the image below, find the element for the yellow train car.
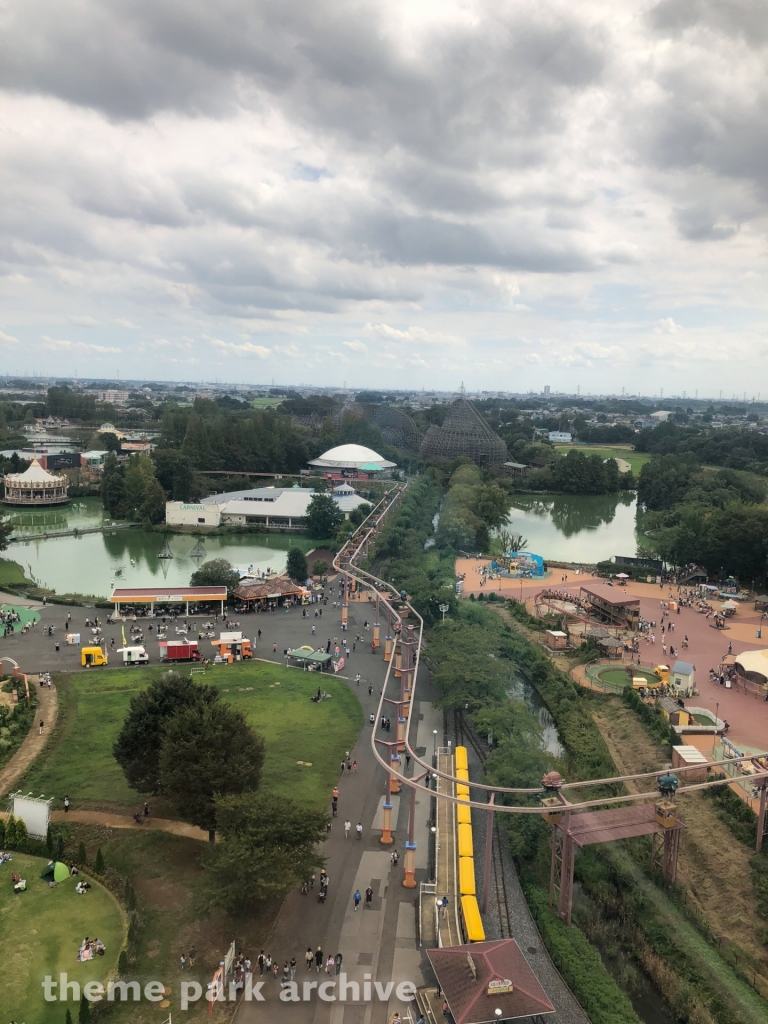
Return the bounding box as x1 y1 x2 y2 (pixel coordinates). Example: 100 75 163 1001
456 767 469 782
458 822 474 858
455 746 468 771
457 802 472 825
461 894 486 942
456 783 470 799
459 856 476 896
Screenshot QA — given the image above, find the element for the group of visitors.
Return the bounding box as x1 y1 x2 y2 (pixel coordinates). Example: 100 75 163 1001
77 937 105 961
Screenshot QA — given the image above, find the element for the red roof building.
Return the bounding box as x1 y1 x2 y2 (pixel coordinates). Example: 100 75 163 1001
426 939 554 1023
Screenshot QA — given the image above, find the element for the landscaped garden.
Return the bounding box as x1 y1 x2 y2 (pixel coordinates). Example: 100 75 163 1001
22 661 363 812
0 852 125 1024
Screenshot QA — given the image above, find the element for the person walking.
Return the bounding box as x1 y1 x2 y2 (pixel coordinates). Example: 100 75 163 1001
290 957 296 979
365 886 373 908
315 947 323 973
305 948 313 971
335 952 343 976
344 819 351 839
259 951 266 975
39 719 44 735
353 889 362 912
64 795 70 813
180 954 187 971
356 821 363 840
325 954 335 974
391 849 399 866
352 760 357 773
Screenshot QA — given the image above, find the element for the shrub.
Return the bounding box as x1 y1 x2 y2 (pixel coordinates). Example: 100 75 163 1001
117 950 129 977
4 813 16 847
77 840 87 865
94 848 105 874
526 884 642 1024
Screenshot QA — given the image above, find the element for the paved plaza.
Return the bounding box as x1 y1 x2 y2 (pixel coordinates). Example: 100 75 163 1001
456 560 768 753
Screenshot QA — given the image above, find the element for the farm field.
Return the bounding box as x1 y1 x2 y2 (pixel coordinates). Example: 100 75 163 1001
554 445 651 475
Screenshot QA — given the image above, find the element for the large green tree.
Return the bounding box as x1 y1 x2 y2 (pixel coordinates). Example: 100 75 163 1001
113 673 219 793
306 493 344 538
158 702 265 841
190 558 241 592
202 793 327 912
286 546 308 581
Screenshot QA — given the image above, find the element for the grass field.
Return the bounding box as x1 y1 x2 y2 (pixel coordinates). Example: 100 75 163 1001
249 397 283 409
554 446 650 475
0 853 125 1024
23 661 363 811
0 557 29 588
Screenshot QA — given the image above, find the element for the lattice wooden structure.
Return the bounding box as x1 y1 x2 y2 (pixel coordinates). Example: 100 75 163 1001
373 405 422 453
419 397 509 468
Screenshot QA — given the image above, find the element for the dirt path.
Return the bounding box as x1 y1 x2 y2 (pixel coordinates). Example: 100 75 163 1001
0 683 58 796
50 808 209 841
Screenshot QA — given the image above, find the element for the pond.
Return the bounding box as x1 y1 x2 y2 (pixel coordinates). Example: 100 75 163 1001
503 492 647 564
8 499 320 598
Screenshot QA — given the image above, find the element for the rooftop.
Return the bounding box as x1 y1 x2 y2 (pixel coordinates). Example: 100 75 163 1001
580 583 640 607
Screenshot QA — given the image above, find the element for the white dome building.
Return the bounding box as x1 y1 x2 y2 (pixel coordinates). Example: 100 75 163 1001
308 443 396 476
2 458 69 506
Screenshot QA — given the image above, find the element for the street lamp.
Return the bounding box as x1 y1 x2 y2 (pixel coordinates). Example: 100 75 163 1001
439 603 449 623
714 701 720 753
433 729 438 758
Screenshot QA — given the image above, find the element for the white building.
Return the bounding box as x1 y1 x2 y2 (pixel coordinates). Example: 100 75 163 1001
307 443 396 475
165 502 224 527
166 485 370 531
548 431 572 443
97 390 130 406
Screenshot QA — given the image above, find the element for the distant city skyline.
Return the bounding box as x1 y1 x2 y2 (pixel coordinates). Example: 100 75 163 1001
0 3 765 394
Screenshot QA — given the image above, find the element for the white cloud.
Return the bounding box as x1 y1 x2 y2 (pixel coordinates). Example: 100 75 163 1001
343 340 367 353
68 315 99 326
656 317 682 334
0 329 19 344
41 335 121 353
114 319 140 329
211 339 271 358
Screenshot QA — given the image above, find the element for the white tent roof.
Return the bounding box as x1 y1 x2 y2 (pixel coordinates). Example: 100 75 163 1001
308 443 396 469
735 649 768 680
4 458 62 483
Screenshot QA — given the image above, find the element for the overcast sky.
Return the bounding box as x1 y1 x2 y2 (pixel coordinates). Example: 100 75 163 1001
0 0 765 396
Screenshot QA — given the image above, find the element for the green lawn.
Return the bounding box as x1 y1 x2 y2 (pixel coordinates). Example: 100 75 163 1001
249 397 283 409
0 852 125 1024
554 446 650 475
23 662 363 812
0 557 29 588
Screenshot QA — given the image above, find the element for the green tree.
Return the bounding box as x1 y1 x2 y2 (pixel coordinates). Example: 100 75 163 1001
94 848 105 873
306 493 344 538
100 452 126 518
637 453 699 511
4 813 17 847
0 506 12 551
286 547 308 581
312 559 328 576
158 702 265 841
77 840 87 865
349 502 373 527
55 832 64 860
139 477 167 524
202 792 327 912
78 991 91 1024
98 431 121 452
117 951 129 978
65 1008 73 1024
190 558 241 592
113 672 219 794
46 822 53 855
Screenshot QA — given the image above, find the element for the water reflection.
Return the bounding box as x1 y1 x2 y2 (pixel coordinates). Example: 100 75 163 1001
506 676 564 758
500 492 641 562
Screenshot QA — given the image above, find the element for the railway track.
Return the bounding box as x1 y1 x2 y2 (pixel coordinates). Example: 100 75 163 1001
453 710 512 940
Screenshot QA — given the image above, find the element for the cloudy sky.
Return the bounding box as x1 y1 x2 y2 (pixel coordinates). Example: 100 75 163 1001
0 0 766 396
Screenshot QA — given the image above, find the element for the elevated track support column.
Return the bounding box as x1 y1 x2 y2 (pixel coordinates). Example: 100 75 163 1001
403 771 429 888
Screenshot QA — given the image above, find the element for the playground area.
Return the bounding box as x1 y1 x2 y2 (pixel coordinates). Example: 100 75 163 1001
489 549 547 579
0 852 125 1024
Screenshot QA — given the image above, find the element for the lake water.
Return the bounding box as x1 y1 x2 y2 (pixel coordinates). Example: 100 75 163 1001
6 491 644 598
7 499 311 598
503 492 644 564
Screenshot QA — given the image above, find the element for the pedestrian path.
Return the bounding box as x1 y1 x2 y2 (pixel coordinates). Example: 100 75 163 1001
0 681 57 797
